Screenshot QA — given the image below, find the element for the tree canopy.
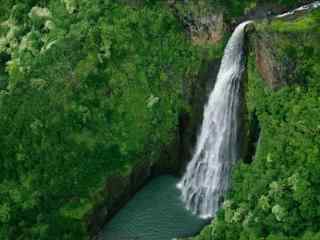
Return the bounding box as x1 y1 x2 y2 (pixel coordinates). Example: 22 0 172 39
0 1 199 239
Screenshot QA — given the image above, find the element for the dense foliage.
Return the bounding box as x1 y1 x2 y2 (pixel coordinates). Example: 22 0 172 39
0 1 199 239
1 0 319 240
189 11 320 240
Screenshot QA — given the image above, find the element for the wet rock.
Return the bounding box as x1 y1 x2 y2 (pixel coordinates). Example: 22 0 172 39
252 33 285 89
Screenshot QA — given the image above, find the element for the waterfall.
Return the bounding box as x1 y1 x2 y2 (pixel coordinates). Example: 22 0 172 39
177 21 252 219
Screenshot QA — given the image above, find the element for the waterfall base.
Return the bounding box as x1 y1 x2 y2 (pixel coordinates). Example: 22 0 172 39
100 176 208 240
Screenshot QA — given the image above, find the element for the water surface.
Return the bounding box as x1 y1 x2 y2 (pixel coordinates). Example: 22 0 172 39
100 175 208 240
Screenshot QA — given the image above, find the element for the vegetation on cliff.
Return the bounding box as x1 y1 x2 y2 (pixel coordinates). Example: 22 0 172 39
1 0 319 240
189 10 320 240
0 1 201 239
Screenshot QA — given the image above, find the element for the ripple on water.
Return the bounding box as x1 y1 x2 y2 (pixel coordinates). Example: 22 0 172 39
100 175 208 240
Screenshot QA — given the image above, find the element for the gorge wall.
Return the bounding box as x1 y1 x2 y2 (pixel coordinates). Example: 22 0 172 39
86 1 320 239
86 45 223 239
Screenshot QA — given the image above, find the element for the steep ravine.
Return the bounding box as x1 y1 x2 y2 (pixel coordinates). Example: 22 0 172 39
86 52 223 239
87 2 320 240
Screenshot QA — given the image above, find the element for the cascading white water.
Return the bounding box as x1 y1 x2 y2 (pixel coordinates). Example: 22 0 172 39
178 0 320 219
177 21 252 219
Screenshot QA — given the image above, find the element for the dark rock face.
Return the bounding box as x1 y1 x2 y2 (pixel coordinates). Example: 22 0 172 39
243 110 261 164
251 30 309 89
254 34 284 89
249 30 289 90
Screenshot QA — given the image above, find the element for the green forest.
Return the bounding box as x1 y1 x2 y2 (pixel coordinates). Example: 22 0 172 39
1 0 320 240
0 1 200 239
